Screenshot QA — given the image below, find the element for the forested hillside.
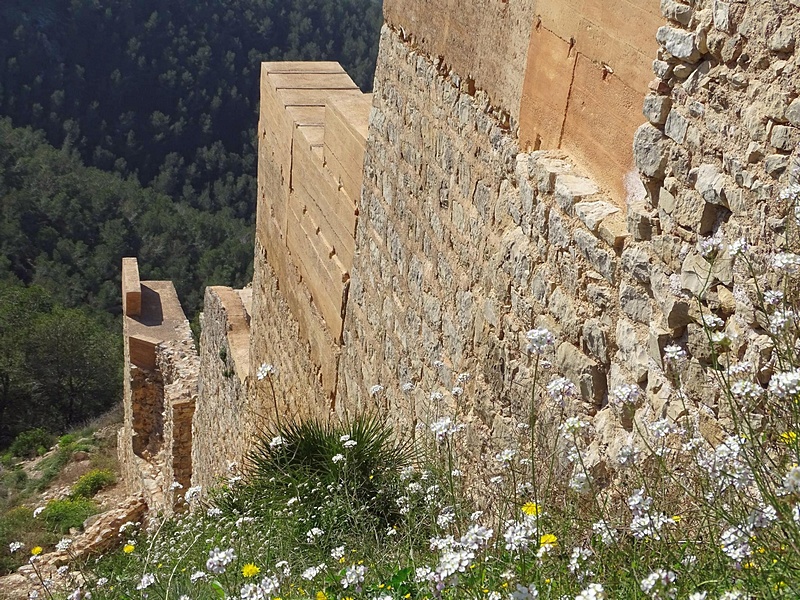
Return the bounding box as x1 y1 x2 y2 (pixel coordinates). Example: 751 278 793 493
0 0 382 448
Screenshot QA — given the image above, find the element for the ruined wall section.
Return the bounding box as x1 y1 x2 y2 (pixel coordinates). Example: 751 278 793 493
622 0 800 437
192 286 252 489
118 258 199 514
338 10 799 481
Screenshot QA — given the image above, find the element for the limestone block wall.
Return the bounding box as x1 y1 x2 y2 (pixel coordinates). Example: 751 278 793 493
251 62 371 421
118 258 199 514
335 11 799 479
382 0 537 125
192 286 252 489
519 0 662 202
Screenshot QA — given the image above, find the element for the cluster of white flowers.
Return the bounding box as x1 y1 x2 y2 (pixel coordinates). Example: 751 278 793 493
694 435 753 495
185 485 202 503
662 344 687 363
561 416 588 437
301 564 325 580
568 547 594 582
640 569 676 600
699 236 723 258
430 416 465 442
305 527 324 542
256 362 278 380
206 547 235 574
503 520 535 552
135 573 155 590
341 564 367 590
769 369 800 399
610 384 641 407
55 538 73 552
9 541 23 553
628 489 671 540
575 583 606 600
526 328 555 354
369 384 384 396
495 448 516 464
460 524 493 550
728 237 749 257
239 574 281 600
547 377 578 404
591 520 617 546
772 252 800 274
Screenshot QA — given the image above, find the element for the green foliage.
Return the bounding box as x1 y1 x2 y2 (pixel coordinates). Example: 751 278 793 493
71 469 116 498
40 497 97 534
8 428 54 458
0 0 382 317
236 414 412 528
0 282 121 447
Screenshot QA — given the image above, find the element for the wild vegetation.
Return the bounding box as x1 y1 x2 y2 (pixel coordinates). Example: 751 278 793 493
10 201 800 599
0 413 120 576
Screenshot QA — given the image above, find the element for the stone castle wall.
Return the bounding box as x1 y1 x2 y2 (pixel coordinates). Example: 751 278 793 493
192 286 251 489
118 259 199 513
119 0 800 497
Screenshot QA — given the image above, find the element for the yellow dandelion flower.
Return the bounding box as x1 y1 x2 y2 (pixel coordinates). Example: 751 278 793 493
242 563 261 578
780 431 797 444
31 546 43 556
315 591 328 600
539 533 558 546
671 515 681 523
522 502 541 517
545 579 552 584
123 544 135 554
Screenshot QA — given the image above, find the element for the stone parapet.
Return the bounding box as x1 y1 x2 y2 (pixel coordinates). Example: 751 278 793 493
118 258 198 514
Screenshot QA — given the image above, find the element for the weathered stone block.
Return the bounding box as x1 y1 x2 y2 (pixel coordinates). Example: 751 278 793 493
555 174 601 214
633 123 670 179
621 245 652 283
664 110 689 144
575 200 620 232
643 95 673 126
656 26 700 62
660 0 692 25
555 342 607 405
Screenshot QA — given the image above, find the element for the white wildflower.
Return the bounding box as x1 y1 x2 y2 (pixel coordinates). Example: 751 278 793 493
369 384 384 397
526 328 555 354
136 573 155 590
341 564 367 590
769 369 800 399
575 583 606 600
206 547 236 574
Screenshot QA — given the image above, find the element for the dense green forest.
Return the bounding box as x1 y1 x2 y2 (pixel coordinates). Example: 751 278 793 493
0 0 383 448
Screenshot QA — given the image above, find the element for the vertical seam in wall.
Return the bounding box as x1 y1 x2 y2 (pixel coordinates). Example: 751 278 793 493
557 50 580 149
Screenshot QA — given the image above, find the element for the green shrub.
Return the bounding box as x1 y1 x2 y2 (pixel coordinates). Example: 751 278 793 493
9 428 54 458
71 469 115 498
40 498 97 533
228 413 412 532
0 451 14 468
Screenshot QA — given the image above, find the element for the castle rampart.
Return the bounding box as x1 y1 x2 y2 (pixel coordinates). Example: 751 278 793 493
119 0 800 503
